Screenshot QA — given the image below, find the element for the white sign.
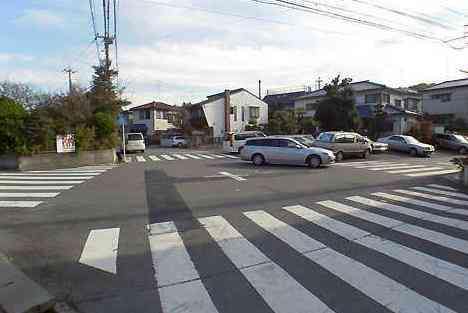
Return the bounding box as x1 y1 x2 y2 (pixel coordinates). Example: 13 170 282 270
56 134 75 153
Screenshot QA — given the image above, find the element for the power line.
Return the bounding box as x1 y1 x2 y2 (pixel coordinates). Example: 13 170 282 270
88 0 100 63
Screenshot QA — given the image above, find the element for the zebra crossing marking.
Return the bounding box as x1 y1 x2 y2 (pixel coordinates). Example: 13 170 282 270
0 186 73 190
386 167 443 174
428 184 458 191
317 200 468 254
0 180 84 184
210 154 225 158
0 192 59 198
185 154 202 159
244 210 457 313
172 154 189 160
148 155 161 161
395 189 468 206
369 165 425 171
136 155 146 162
412 187 468 200
160 154 176 160
200 215 335 313
223 154 240 159
147 222 219 313
0 173 100 176
282 205 468 291
406 169 461 177
0 176 93 180
79 228 120 274
0 200 43 208
197 154 214 159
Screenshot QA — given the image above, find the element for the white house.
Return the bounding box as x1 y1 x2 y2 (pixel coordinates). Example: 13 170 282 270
189 88 268 139
294 80 422 135
422 78 468 126
129 101 180 136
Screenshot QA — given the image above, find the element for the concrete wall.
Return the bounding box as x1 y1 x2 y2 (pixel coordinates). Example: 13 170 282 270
0 149 116 171
422 87 468 122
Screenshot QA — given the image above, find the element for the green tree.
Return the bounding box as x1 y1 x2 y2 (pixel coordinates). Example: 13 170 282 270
407 82 435 92
314 75 360 131
0 97 28 154
0 81 49 110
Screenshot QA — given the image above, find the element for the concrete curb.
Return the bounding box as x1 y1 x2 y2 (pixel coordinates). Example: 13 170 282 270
0 253 55 313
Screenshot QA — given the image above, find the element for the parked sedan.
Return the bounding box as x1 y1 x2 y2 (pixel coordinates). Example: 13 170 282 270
433 133 468 154
241 137 335 168
377 135 434 157
363 137 388 153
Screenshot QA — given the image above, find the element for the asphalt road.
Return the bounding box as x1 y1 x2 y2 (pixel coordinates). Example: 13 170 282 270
1 147 467 313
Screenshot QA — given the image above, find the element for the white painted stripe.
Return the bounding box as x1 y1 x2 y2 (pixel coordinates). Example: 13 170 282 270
317 200 468 254
210 154 225 158
386 167 443 174
0 201 42 207
366 163 410 170
135 156 146 162
0 180 83 184
147 222 219 313
0 193 59 198
30 170 107 173
352 162 401 169
218 171 246 181
413 187 468 200
348 196 468 231
79 228 120 274
245 210 456 313
395 190 468 206
223 154 239 159
428 184 458 191
283 205 468 291
368 165 426 171
333 161 387 166
406 169 461 177
199 216 334 313
160 154 175 160
184 154 201 159
0 186 73 190
148 155 161 161
197 154 214 159
372 192 468 217
0 176 92 180
0 173 100 176
172 154 189 160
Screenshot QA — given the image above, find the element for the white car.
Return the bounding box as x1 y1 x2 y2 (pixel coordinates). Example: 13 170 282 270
378 135 434 157
126 133 145 153
223 131 266 153
161 136 188 148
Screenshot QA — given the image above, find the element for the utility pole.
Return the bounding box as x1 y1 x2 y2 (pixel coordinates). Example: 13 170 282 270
63 67 77 95
316 77 323 90
258 80 262 98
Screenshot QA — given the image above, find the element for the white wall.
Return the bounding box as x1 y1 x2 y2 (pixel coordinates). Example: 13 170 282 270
423 87 468 122
202 97 225 139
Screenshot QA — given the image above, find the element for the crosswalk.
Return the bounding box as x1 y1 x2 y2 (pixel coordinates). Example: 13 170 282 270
80 183 468 312
125 153 239 163
334 160 461 177
0 165 115 209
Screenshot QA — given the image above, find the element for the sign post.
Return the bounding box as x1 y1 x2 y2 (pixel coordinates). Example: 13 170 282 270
56 134 75 153
122 123 126 162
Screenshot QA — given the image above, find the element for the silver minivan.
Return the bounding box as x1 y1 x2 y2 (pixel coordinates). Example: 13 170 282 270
312 131 372 161
240 137 335 168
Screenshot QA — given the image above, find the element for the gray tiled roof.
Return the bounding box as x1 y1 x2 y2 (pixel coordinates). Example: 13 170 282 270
425 78 468 91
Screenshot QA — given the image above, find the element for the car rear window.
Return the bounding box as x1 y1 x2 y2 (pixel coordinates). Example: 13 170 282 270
128 134 143 140
318 133 334 142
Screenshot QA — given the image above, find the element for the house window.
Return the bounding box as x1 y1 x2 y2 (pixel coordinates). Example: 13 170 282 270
145 110 151 120
232 107 237 121
249 106 260 119
394 99 402 107
382 94 390 103
139 110 145 120
365 94 379 103
242 107 245 121
431 93 451 102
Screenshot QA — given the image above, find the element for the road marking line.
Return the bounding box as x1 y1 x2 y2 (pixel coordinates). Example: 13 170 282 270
386 167 443 174
0 186 73 190
79 228 120 274
184 154 201 159
283 205 468 291
395 190 468 206
160 154 175 160
147 222 219 313
135 156 146 162
317 200 468 254
372 192 468 216
0 176 92 180
210 154 225 158
223 154 239 159
245 210 458 312
348 196 468 231
406 169 461 177
30 170 107 173
197 154 214 159
148 155 161 161
352 162 402 169
0 192 59 198
172 154 189 160
0 180 84 184
333 161 386 166
428 184 458 191
218 171 246 181
0 201 43 207
413 187 468 200
368 165 426 171
0 173 100 176
200 215 334 313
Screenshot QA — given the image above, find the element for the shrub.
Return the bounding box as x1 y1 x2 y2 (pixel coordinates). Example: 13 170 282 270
94 112 115 139
0 97 28 154
75 127 96 152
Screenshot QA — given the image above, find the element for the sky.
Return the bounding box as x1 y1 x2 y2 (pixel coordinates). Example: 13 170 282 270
1 0 468 108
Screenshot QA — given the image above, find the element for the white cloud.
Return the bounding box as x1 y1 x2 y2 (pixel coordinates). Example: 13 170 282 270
15 9 65 28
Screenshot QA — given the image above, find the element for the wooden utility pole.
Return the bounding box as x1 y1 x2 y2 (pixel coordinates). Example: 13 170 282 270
63 67 77 95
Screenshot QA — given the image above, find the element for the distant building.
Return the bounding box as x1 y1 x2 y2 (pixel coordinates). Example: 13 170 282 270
422 78 468 126
263 86 312 113
189 88 268 140
294 80 422 135
128 101 180 136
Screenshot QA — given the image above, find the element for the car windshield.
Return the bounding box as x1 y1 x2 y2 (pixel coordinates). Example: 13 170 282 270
318 133 334 142
405 136 420 144
453 135 468 143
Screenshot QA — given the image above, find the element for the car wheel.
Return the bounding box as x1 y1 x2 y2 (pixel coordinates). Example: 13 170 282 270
308 155 321 169
335 151 344 162
252 154 265 166
362 149 371 159
410 148 418 157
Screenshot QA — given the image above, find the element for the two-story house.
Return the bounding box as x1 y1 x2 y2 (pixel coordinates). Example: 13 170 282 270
129 101 180 136
422 78 468 127
189 88 268 140
294 80 422 135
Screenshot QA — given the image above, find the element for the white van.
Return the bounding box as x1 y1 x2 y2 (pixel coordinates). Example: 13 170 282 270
223 131 266 153
126 133 145 153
